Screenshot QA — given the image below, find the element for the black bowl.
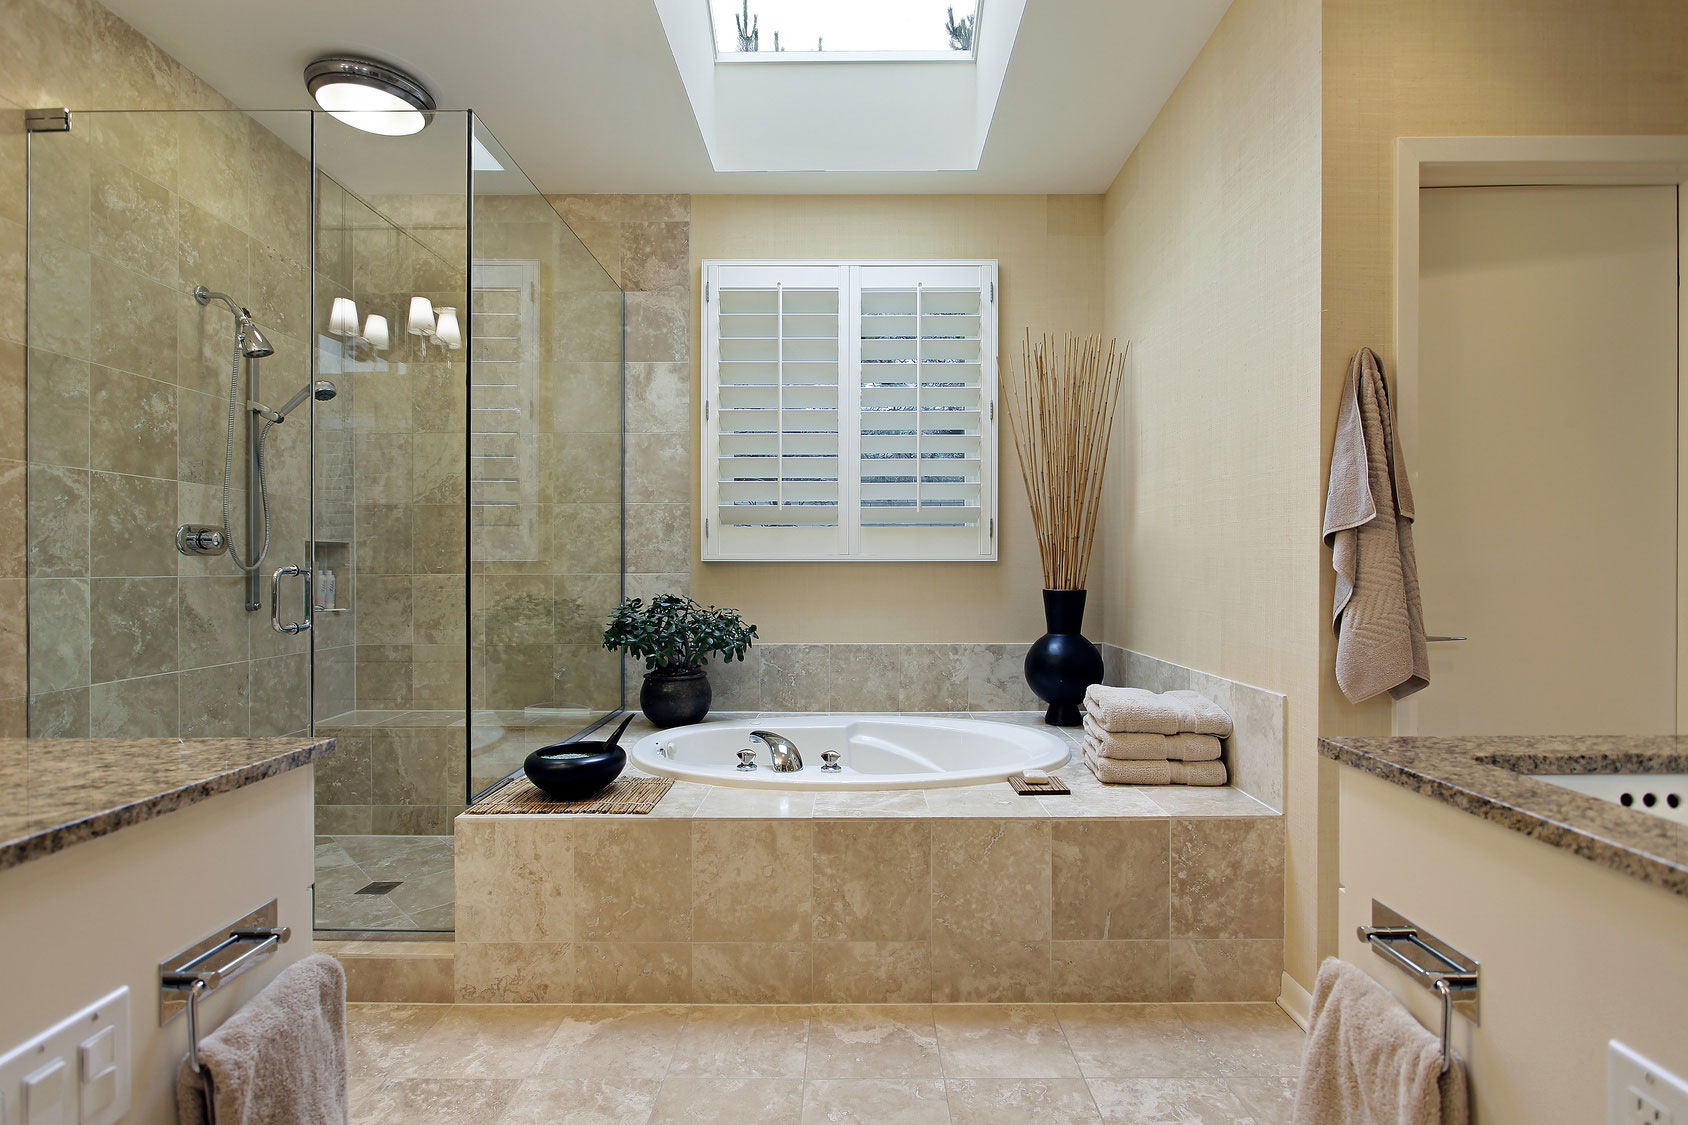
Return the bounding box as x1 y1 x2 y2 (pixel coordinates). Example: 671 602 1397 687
523 740 627 800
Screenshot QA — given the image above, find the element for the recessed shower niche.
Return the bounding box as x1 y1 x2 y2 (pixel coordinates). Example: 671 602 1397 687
23 107 625 934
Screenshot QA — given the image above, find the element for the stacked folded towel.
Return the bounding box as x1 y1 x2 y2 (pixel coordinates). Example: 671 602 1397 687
1082 686 1232 786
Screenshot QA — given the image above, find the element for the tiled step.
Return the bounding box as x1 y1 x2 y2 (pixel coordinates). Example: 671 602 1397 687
317 940 454 1003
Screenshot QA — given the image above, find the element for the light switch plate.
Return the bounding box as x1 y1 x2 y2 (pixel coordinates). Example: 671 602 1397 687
0 988 129 1125
1611 1041 1688 1125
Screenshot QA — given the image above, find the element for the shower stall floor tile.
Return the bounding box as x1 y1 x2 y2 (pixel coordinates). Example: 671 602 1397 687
316 834 456 934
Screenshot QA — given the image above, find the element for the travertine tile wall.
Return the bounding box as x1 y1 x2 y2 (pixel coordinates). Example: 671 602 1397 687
454 811 1284 1004
0 0 263 734
547 194 690 613
316 186 469 718
470 192 623 716
23 110 315 738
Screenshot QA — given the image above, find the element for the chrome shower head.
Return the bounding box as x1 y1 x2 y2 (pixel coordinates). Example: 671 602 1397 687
196 285 275 358
239 317 274 358
271 380 337 423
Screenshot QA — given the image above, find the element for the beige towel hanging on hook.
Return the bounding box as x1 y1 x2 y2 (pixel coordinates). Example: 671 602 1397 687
1323 348 1429 704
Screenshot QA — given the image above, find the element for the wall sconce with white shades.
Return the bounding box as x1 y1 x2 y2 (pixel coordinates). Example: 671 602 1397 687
406 296 461 353
328 296 359 337
363 314 390 351
408 296 435 338
435 307 462 349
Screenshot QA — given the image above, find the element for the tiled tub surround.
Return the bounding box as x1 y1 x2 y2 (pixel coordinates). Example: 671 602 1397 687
454 713 1284 1006
1320 734 1688 899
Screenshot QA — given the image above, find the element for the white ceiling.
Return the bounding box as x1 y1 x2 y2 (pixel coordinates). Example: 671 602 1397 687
99 0 1231 194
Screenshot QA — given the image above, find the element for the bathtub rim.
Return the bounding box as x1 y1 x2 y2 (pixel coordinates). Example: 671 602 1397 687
629 712 1072 791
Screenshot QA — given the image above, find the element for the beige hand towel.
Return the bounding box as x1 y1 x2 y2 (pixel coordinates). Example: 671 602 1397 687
1293 958 1468 1125
1082 745 1228 786
1082 686 1233 737
176 953 349 1125
1081 714 1222 761
1323 348 1429 704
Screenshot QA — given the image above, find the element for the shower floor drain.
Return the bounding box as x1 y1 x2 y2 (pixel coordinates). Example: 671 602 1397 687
355 881 403 895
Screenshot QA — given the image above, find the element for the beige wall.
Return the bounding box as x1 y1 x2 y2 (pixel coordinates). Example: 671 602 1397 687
688 194 1103 643
1312 0 1688 1004
1098 0 1324 990
1338 767 1688 1123
1318 0 1688 740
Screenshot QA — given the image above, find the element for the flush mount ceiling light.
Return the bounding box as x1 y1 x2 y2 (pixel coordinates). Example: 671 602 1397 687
305 56 435 135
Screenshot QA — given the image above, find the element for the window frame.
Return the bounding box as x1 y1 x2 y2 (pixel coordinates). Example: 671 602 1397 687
701 257 1000 563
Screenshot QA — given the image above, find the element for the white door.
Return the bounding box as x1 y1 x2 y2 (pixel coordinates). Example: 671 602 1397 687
1404 184 1679 735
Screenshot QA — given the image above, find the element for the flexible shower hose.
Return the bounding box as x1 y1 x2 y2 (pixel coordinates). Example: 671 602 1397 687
219 335 275 573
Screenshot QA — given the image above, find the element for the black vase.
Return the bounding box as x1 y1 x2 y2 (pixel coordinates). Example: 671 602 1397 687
640 667 712 728
1024 588 1103 727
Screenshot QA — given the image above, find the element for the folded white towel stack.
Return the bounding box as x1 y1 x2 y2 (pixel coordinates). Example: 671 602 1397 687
1080 686 1231 787
1081 714 1222 761
1083 686 1233 737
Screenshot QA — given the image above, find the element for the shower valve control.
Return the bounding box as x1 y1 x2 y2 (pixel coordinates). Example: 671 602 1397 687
176 526 228 556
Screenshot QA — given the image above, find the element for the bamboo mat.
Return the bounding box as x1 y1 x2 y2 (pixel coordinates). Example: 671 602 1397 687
467 775 674 815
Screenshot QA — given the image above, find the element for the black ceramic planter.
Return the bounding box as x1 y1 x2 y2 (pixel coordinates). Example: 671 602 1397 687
1024 588 1103 727
640 667 712 728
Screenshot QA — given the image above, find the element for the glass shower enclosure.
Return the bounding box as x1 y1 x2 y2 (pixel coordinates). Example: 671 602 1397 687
23 107 625 935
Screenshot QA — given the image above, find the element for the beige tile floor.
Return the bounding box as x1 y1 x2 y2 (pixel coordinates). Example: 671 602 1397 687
347 1001 1303 1123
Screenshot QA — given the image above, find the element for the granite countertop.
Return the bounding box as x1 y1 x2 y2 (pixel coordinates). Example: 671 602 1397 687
1320 734 1688 899
0 736 335 871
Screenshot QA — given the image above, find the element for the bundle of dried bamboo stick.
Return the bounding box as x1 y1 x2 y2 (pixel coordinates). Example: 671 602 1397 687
1001 332 1129 590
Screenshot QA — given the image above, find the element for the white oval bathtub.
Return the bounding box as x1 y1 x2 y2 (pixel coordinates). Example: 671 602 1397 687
630 714 1070 790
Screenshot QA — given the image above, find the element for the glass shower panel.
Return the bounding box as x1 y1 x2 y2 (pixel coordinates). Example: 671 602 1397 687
310 110 470 933
24 109 316 740
466 117 624 794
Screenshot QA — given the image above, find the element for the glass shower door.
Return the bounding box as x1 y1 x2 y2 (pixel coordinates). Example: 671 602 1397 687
307 110 471 932
23 108 318 741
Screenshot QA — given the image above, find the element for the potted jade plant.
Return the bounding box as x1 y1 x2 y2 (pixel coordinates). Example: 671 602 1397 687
602 594 757 728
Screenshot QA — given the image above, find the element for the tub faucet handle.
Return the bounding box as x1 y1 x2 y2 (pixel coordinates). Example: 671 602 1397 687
820 750 841 772
736 748 758 771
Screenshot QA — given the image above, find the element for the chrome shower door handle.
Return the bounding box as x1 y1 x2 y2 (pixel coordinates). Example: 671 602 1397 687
270 565 311 635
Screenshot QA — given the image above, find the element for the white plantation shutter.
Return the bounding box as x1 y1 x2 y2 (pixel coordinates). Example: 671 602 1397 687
855 264 992 558
704 260 997 562
706 264 847 558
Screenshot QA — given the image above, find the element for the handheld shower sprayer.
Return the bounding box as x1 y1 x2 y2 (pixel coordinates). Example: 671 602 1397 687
265 381 339 424
194 285 330 582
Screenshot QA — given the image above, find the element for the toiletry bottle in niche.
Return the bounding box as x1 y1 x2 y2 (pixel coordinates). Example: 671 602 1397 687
318 567 336 610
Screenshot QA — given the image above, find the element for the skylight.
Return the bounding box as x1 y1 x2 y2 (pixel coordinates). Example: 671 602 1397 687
709 0 980 60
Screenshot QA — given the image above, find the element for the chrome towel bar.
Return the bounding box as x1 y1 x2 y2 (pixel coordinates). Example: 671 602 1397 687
158 900 291 1074
1357 899 1479 1074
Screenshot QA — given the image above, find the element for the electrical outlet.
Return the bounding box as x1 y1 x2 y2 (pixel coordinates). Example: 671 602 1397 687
1612 1041 1688 1125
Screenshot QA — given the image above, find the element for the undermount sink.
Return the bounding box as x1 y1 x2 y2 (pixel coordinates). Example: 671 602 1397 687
1533 772 1688 827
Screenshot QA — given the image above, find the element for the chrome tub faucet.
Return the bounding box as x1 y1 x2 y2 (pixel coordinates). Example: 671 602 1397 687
749 730 803 772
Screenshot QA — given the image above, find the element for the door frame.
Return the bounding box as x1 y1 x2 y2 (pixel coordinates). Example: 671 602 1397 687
1393 136 1688 734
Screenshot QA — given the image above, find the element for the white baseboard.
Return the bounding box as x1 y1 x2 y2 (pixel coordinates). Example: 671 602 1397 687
1276 971 1312 1030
